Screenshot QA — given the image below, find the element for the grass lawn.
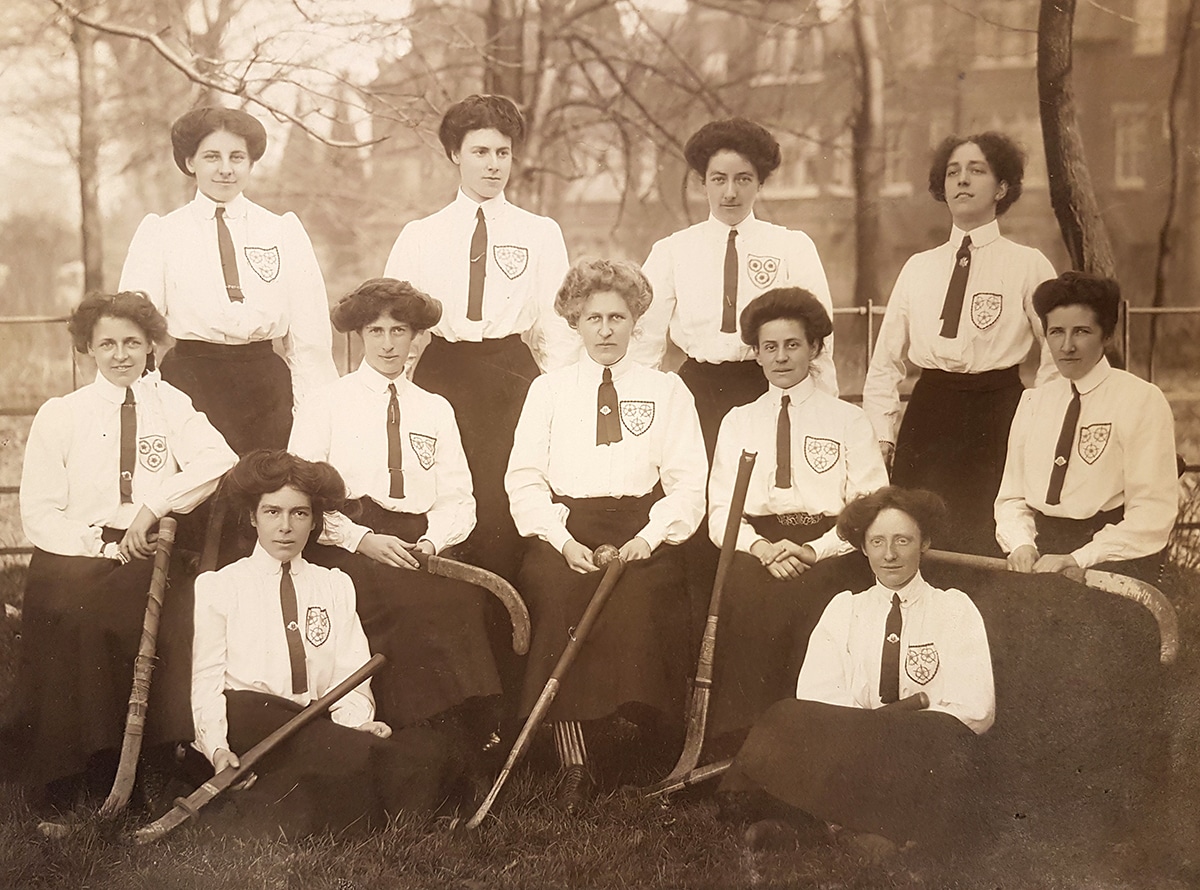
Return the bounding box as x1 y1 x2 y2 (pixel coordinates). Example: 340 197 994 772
1 561 1197 890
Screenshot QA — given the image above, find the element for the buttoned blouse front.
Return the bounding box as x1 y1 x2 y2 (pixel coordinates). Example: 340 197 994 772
20 371 237 557
505 354 708 554
994 357 1178 568
191 545 375 762
383 190 577 371
862 220 1058 444
708 376 889 560
796 572 995 734
636 212 838 395
118 191 338 408
288 362 475 554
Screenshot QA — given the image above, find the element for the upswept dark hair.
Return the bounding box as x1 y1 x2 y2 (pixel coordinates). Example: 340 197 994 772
928 131 1025 216
227 450 346 540
331 278 443 334
438 94 525 158
837 486 948 551
170 106 267 176
684 118 782 183
555 258 653 328
68 291 168 354
1032 271 1120 339
739 287 832 353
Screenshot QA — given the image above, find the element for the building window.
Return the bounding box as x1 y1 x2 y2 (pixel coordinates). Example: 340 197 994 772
828 130 854 196
973 1 1037 68
883 125 912 196
1113 104 1148 189
1133 0 1168 56
767 131 821 199
898 3 934 69
1011 115 1047 189
753 23 824 85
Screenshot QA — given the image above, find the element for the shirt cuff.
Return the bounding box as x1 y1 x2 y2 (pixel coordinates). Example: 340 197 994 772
342 523 371 553
143 496 171 522
1069 543 1102 571
546 524 573 555
192 729 229 765
635 523 664 553
808 527 852 562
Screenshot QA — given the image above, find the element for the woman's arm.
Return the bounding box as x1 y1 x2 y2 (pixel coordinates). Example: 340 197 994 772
639 376 708 551
191 572 232 765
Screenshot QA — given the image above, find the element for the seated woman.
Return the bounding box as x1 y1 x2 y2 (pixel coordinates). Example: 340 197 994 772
505 259 707 810
721 487 995 854
12 291 236 805
191 450 459 837
288 278 502 754
995 272 1177 583
707 288 887 744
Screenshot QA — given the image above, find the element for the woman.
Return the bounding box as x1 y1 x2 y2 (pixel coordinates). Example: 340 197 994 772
13 291 236 803
721 487 995 854
706 289 888 744
288 277 503 753
637 118 838 456
119 106 338 455
384 94 574 579
995 272 1177 582
505 259 707 810
862 131 1057 555
191 450 459 837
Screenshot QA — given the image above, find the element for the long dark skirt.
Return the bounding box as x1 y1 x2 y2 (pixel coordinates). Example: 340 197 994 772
677 358 767 460
708 516 875 740
160 339 292 455
892 366 1022 556
206 690 459 838
722 700 980 848
517 493 690 723
1034 508 1166 583
305 502 502 729
11 545 195 786
413 334 538 580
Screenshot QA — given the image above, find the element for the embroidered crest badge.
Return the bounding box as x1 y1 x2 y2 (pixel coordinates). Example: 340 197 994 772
409 433 436 470
620 400 655 436
747 254 781 289
244 246 280 283
305 606 330 647
804 436 840 473
138 435 168 472
1078 423 1112 465
905 642 940 685
493 245 529 280
970 292 1002 330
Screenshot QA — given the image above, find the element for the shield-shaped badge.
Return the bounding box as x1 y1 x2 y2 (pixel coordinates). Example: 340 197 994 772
970 292 1002 330
905 642 939 685
305 606 330 647
1078 423 1112 465
409 433 436 470
138 435 168 472
244 246 280 283
620 400 655 436
747 254 780 289
804 436 840 474
493 245 529 280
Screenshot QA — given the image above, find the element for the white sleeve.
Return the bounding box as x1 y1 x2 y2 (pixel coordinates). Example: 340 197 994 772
383 222 419 280
631 238 676 370
795 591 856 706
142 383 237 520
638 377 707 550
808 410 889 562
790 232 839 396
929 592 995 735
191 572 231 763
1025 250 1060 387
529 222 577 373
279 213 338 410
422 398 477 553
118 215 168 312
327 570 376 728
993 391 1040 555
505 376 572 553
862 261 914 444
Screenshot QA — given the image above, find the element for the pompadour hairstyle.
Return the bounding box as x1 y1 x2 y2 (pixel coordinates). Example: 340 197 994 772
330 277 443 334
837 486 948 551
438 94 526 159
227 449 347 540
68 291 168 354
683 118 782 183
554 258 653 328
928 131 1025 216
170 106 267 176
1031 271 1121 339
739 287 832 353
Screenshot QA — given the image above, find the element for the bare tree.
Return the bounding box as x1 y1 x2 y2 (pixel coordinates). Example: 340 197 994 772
851 0 883 307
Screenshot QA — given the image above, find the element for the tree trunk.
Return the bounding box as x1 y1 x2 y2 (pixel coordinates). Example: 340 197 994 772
851 0 884 307
485 0 525 103
72 19 104 295
1036 0 1115 276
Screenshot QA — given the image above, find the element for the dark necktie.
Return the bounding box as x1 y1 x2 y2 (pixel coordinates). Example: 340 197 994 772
1045 383 1081 506
938 234 972 338
467 206 487 322
387 383 404 498
722 228 738 333
119 387 136 503
775 394 791 488
879 593 902 704
596 366 623 445
215 206 243 302
280 561 308 695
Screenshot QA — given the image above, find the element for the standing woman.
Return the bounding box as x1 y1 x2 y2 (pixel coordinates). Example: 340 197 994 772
636 118 838 457
863 131 1057 555
505 259 707 809
384 94 574 579
12 291 236 804
119 106 338 455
